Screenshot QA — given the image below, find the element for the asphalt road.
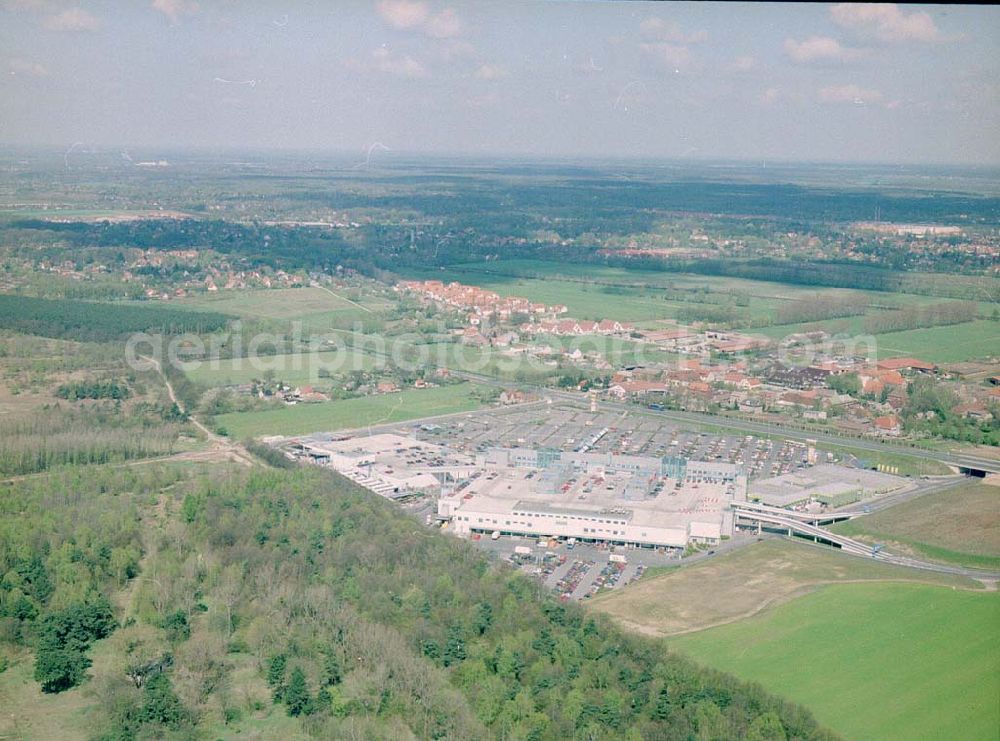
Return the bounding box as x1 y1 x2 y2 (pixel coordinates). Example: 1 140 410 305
852 474 970 514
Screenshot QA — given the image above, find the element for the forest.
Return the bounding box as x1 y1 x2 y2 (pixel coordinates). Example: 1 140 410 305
0 295 231 342
0 461 838 740
7 160 1000 305
0 404 186 476
862 300 980 334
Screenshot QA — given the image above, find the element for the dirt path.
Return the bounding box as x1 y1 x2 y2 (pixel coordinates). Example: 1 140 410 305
140 355 256 467
312 282 374 314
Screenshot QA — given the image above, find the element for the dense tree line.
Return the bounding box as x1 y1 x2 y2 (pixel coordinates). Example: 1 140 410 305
676 304 744 327
0 405 184 475
607 256 901 293
266 175 1000 225
243 438 296 468
862 300 979 334
0 294 230 342
601 254 999 300
1 462 838 740
13 219 362 274
56 380 130 401
775 296 866 326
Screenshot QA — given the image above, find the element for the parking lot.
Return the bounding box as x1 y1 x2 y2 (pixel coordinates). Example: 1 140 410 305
414 404 831 480
472 534 680 601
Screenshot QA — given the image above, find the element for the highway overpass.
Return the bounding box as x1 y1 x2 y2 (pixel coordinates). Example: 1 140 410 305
732 502 873 557
731 501 999 580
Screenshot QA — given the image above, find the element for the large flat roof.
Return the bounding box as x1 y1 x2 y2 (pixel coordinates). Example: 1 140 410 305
750 463 906 506
514 499 634 522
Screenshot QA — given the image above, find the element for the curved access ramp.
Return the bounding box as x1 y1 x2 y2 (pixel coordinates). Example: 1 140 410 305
730 501 1000 580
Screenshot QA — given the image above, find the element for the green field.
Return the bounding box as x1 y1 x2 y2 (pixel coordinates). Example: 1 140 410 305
832 483 1000 569
756 317 999 364
821 443 953 477
405 264 780 323
178 287 393 331
753 313 999 365
0 653 97 740
589 539 974 637
872 320 1000 363
213 382 487 437
671 583 1000 741
404 261 998 350
182 348 379 387
415 259 858 301
0 208 142 220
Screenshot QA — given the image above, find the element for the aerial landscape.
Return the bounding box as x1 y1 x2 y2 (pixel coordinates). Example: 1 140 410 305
0 2 998 740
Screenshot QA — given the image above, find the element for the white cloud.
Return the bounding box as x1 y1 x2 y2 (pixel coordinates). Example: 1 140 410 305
424 8 462 39
759 87 782 105
376 0 429 30
639 42 691 70
830 3 940 43
2 0 55 10
473 64 505 81
376 1 461 39
42 7 99 31
434 39 475 63
371 47 427 79
784 36 863 63
466 92 499 109
731 55 755 72
639 17 707 44
151 0 199 24
818 83 883 104
8 57 49 76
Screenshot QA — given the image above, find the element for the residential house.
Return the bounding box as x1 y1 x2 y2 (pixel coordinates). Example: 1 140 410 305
873 415 902 436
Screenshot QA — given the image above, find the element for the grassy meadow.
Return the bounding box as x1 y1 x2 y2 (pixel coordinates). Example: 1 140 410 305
404 259 999 361
670 583 1000 741
832 482 1000 569
212 382 487 438
178 287 393 332
588 539 976 637
181 348 379 387
870 320 1000 363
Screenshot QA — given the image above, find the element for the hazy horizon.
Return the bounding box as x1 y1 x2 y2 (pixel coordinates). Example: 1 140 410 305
2 1 998 166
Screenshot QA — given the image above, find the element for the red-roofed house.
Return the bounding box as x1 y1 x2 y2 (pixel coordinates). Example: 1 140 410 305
556 319 581 335
597 319 633 334
877 370 906 386
874 415 902 436
876 357 936 373
862 378 885 397
952 403 993 421
608 380 669 398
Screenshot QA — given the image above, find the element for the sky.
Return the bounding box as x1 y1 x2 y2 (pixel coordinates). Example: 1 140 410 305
1 1 998 165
